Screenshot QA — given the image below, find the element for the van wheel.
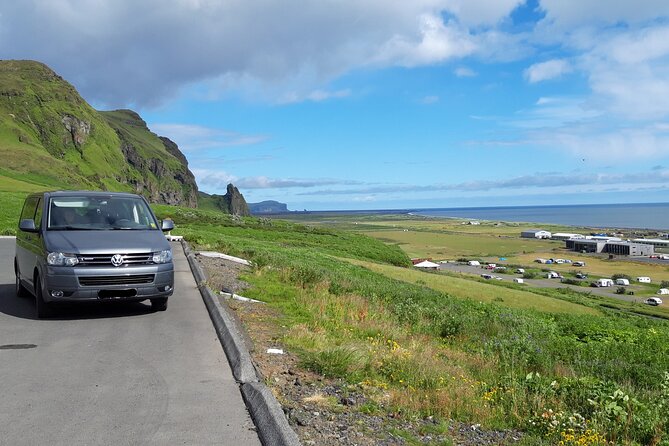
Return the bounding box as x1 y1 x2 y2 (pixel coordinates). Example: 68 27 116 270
34 275 52 319
151 298 168 312
15 265 28 298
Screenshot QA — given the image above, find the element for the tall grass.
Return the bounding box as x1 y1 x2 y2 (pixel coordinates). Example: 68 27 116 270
152 205 669 444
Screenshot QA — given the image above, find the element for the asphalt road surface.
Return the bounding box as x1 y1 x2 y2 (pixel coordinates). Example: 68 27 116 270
0 238 261 446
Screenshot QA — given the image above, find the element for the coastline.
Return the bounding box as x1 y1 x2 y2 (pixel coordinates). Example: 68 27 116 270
264 202 669 232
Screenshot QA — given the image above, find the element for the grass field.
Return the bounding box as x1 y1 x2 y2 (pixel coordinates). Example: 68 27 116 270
345 258 600 315
361 229 559 258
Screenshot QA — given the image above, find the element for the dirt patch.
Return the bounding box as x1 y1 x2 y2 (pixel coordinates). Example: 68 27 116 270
199 255 522 445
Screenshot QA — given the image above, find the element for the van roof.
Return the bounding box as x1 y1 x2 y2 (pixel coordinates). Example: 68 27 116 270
30 190 143 199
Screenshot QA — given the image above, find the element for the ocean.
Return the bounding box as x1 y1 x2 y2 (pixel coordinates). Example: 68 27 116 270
413 203 669 230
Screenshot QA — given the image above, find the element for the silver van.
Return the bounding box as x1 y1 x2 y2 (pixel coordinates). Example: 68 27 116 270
14 191 175 318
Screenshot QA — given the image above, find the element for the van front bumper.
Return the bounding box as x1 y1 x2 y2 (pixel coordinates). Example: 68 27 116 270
43 263 174 303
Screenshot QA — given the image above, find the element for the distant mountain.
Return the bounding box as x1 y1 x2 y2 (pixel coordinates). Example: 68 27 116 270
198 184 250 216
0 60 197 206
248 200 289 214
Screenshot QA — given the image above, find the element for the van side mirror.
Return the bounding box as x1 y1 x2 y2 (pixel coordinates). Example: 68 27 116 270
19 219 38 233
161 219 175 232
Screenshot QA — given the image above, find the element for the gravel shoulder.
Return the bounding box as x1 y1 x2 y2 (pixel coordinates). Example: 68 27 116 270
198 254 523 445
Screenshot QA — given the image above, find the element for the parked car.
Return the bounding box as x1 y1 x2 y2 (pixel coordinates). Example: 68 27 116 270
515 268 525 274
546 271 563 279
481 274 493 279
15 191 175 318
575 272 588 279
573 261 586 267
645 297 663 306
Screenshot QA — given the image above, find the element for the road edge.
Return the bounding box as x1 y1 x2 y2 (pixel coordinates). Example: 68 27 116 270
180 240 301 446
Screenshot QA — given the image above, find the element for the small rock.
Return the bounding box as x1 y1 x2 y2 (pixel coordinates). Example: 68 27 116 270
341 397 357 406
290 409 311 427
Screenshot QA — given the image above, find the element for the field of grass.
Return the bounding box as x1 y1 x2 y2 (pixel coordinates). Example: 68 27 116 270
346 258 600 316
361 229 558 258
148 206 669 444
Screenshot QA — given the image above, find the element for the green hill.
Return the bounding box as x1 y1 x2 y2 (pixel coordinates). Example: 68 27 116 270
0 60 197 204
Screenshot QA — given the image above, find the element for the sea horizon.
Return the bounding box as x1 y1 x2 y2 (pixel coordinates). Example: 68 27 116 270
280 202 669 231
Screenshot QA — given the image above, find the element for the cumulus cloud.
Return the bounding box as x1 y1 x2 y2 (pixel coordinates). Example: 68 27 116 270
297 169 669 196
538 0 669 28
454 67 477 77
150 123 267 151
0 0 525 107
524 59 572 83
193 168 362 191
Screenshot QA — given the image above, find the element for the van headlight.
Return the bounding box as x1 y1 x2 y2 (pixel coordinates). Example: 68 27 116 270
47 252 80 266
152 249 172 264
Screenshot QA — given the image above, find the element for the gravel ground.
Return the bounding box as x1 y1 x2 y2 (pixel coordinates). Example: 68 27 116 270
198 254 524 445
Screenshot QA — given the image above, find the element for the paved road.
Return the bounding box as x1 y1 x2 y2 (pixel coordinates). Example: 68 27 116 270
0 238 261 446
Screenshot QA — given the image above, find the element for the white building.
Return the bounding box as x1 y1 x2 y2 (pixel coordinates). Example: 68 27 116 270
552 233 585 240
521 229 552 239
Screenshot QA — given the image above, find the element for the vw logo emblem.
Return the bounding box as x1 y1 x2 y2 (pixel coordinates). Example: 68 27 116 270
111 254 124 267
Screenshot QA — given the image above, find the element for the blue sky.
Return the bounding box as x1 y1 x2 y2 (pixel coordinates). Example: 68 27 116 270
3 1 669 210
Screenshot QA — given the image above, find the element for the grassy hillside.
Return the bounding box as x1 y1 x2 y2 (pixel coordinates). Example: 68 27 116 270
152 205 669 445
0 60 197 205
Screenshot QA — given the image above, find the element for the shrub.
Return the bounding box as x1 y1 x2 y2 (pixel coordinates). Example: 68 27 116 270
612 273 632 281
523 271 538 279
301 348 359 378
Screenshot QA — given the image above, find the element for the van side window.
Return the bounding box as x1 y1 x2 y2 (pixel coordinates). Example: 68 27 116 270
33 198 43 228
19 196 39 222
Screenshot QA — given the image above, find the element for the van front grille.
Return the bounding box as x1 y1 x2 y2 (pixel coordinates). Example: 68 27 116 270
79 274 155 286
76 253 153 267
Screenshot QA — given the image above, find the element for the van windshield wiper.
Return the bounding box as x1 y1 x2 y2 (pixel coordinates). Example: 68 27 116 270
58 226 97 230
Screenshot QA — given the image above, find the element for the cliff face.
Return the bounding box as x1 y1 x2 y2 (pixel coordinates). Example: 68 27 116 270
0 60 198 207
101 109 198 207
199 184 250 216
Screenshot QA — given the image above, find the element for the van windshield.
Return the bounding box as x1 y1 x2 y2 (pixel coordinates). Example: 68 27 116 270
47 196 159 231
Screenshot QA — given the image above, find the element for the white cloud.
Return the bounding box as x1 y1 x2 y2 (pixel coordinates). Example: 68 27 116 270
277 88 352 105
454 66 477 77
193 168 363 191
538 0 669 28
0 1 527 107
373 13 477 67
524 59 572 83
149 123 267 151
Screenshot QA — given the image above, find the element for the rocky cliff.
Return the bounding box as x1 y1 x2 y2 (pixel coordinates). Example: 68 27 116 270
0 60 197 206
199 184 250 216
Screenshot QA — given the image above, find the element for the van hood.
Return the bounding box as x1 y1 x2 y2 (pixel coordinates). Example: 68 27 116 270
44 230 170 254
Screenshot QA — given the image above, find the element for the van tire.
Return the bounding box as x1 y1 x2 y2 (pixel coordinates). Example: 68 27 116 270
34 274 52 319
151 298 168 312
15 262 28 298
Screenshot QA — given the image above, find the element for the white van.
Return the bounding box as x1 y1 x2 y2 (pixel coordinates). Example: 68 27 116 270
513 278 524 284
658 288 669 295
467 260 481 266
637 277 651 283
645 297 663 305
596 278 614 287
615 278 630 286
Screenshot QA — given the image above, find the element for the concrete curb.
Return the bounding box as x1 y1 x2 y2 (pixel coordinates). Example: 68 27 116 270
242 383 302 446
179 240 301 446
